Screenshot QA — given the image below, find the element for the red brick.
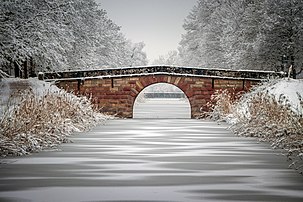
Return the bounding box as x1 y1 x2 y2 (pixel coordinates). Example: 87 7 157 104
56 75 260 118
123 86 131 91
129 80 136 84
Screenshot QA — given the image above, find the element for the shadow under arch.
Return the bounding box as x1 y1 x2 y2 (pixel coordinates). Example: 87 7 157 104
133 83 191 119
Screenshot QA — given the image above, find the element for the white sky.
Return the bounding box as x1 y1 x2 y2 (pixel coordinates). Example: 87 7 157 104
96 0 197 63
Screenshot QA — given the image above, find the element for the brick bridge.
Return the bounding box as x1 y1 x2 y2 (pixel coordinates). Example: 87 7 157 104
43 66 284 118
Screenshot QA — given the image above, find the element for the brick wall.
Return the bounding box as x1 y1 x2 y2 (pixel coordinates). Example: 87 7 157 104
56 75 258 118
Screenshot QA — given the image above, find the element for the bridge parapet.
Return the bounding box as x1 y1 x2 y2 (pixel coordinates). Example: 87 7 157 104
43 66 285 81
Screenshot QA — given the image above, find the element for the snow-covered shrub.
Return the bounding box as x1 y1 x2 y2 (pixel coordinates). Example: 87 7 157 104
204 89 241 120
0 89 107 157
205 79 303 173
231 90 303 172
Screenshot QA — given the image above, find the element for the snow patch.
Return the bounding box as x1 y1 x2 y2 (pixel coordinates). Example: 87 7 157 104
27 78 60 96
267 79 303 114
227 79 303 124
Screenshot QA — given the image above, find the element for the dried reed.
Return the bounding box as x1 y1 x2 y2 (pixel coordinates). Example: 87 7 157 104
0 89 107 157
206 85 303 173
231 91 303 173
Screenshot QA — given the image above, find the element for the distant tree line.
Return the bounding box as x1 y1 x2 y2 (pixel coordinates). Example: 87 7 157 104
154 0 303 74
0 0 147 77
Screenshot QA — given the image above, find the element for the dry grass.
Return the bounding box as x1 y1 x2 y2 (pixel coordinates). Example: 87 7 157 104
0 89 107 157
231 91 303 172
204 89 240 120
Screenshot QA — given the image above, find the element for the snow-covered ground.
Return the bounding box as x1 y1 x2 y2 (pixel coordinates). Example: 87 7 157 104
266 79 303 114
231 78 303 122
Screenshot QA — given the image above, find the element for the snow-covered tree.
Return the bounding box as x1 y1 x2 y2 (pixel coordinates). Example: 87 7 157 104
0 0 148 76
1 0 77 73
179 0 226 68
219 0 264 69
127 41 148 67
257 0 303 71
152 51 181 66
179 0 303 71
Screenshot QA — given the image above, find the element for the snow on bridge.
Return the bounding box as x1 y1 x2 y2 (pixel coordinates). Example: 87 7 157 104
43 65 284 81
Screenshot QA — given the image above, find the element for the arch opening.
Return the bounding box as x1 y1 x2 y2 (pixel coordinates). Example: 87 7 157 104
133 83 191 119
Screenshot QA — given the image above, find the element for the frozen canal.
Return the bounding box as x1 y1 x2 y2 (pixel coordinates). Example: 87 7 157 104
133 98 191 118
0 118 303 202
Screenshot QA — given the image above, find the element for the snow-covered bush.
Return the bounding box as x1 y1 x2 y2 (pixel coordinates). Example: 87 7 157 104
231 91 303 172
206 79 303 173
204 89 241 120
0 88 107 157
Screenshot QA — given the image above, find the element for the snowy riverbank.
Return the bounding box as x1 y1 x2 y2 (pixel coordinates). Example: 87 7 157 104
210 78 303 173
0 78 108 157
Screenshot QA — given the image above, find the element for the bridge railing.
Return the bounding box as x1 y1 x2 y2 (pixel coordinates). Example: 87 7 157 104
43 65 286 81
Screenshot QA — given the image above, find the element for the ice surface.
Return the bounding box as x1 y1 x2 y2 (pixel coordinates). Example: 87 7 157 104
134 98 191 118
0 119 302 202
133 83 191 118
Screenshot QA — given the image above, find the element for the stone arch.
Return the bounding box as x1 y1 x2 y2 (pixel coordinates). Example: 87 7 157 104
127 75 202 118
58 74 217 118
132 82 192 118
